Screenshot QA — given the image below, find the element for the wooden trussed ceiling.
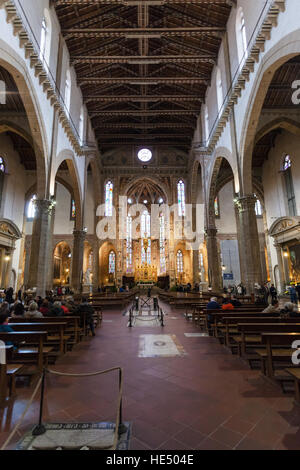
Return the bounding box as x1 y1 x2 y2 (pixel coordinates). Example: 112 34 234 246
263 56 300 109
253 55 300 169
53 0 234 154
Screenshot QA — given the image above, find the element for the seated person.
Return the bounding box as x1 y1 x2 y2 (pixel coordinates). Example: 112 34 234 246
206 297 221 310
39 300 50 316
76 298 95 336
0 312 14 345
0 302 9 316
25 301 43 319
263 299 280 314
11 302 25 318
222 294 231 304
61 301 70 315
280 302 299 318
231 296 242 307
64 297 76 315
206 297 220 327
35 296 43 308
47 301 65 317
222 300 234 311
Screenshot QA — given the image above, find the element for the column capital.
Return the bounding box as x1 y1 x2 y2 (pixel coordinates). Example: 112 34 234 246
234 194 257 213
205 227 218 237
35 199 55 216
73 229 87 241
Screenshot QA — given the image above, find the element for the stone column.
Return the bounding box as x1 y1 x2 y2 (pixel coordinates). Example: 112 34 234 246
234 204 245 284
71 229 86 294
92 237 100 293
169 212 176 286
4 248 15 288
192 249 200 286
205 227 222 292
235 195 263 294
27 199 54 297
274 243 285 294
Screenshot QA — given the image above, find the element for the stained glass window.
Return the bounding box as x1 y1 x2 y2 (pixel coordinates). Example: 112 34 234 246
283 155 292 171
108 251 115 274
0 157 5 173
27 194 37 219
126 215 133 273
141 210 151 238
65 69 71 114
177 250 183 274
254 196 262 217
70 199 76 220
199 251 204 268
141 210 151 265
214 196 220 218
177 180 185 217
282 156 296 216
40 17 47 62
105 181 113 217
159 214 166 274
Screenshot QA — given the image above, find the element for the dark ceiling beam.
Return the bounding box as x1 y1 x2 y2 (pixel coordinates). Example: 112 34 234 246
97 133 192 139
71 55 217 65
54 0 234 6
93 122 195 129
85 95 203 103
63 27 225 40
80 77 209 85
90 110 198 118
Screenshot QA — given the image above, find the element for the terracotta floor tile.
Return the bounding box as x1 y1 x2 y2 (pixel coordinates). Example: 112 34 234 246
196 437 231 450
1 303 300 451
222 416 255 435
210 426 244 448
157 438 193 450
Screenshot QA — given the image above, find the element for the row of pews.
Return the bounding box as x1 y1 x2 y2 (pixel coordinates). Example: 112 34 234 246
0 309 102 405
84 288 138 310
186 301 300 403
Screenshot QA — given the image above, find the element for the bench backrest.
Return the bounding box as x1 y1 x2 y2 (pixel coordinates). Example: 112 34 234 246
239 323 300 334
0 331 47 343
10 316 79 323
9 322 67 332
261 332 300 346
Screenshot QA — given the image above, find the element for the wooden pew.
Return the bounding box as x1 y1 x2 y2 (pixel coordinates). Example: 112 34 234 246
0 345 24 403
260 332 300 378
236 323 300 357
9 323 68 355
222 316 296 348
0 331 50 374
10 316 81 345
206 311 269 338
285 368 300 404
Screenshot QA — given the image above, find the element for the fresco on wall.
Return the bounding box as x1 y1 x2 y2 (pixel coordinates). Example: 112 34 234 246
289 244 300 280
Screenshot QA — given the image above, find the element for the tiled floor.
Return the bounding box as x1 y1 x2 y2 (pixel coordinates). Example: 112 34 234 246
1 302 300 450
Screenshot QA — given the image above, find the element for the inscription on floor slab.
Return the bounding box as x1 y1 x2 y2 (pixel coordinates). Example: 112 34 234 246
138 334 186 358
184 333 209 337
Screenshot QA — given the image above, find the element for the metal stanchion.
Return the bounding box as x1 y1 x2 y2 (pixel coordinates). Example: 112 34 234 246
128 307 133 327
160 308 164 327
118 369 127 436
32 369 47 436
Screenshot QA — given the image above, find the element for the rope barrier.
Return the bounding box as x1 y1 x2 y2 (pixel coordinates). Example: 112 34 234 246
0 366 125 451
1 375 43 451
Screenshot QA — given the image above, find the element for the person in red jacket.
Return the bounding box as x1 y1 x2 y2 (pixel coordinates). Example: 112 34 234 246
222 300 234 311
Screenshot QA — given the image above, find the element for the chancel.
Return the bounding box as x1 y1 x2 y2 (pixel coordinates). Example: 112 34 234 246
0 0 300 453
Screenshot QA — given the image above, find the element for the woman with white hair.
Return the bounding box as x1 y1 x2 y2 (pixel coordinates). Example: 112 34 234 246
24 301 43 319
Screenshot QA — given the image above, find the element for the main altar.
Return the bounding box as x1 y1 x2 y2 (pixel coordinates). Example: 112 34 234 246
134 263 157 283
134 238 157 283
